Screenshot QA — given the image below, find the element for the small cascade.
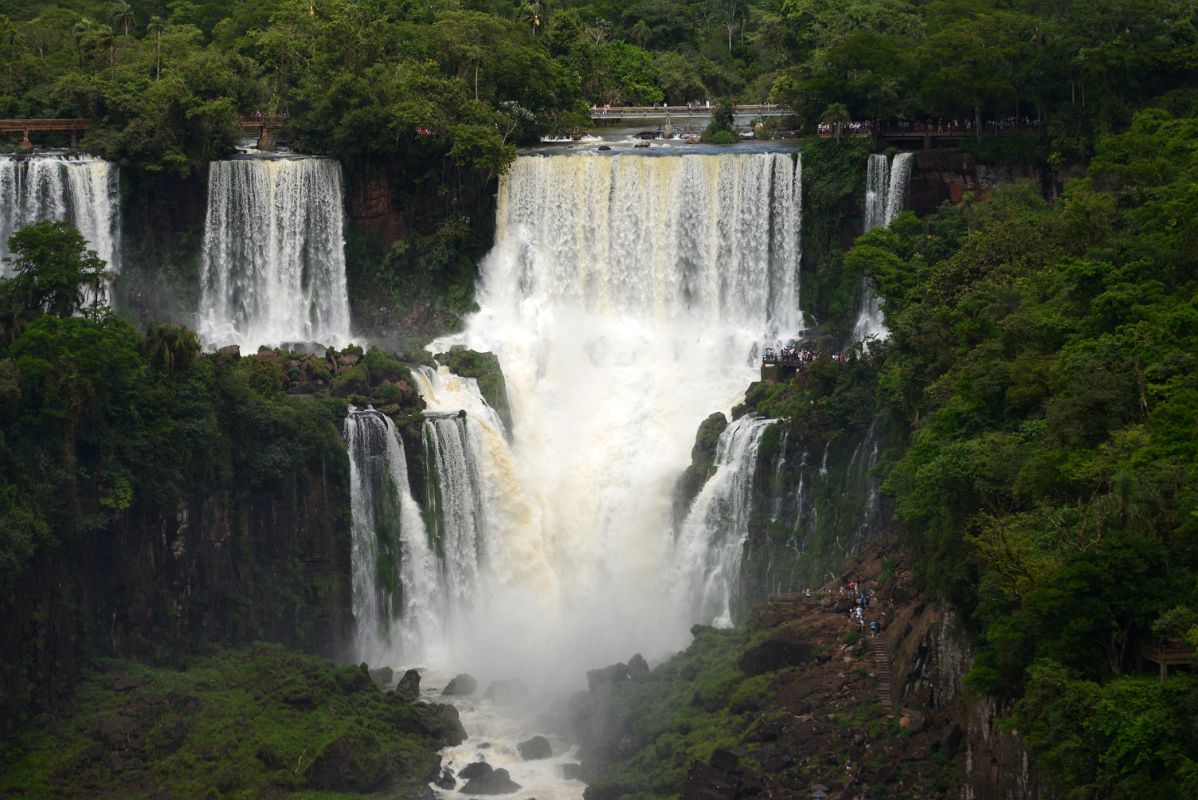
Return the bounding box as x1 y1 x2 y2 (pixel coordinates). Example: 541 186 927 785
0 154 121 280
198 157 351 351
344 406 441 666
851 152 913 345
674 414 775 627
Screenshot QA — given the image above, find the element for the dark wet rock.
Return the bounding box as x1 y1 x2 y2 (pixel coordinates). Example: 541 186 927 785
517 735 553 760
435 767 456 789
597 145 612 151
559 762 583 780
627 653 650 681
459 762 492 780
736 637 815 676
216 344 240 359
368 667 393 689
484 678 529 705
462 766 521 795
305 734 390 792
412 702 467 745
443 673 479 696
395 668 421 701
586 663 629 692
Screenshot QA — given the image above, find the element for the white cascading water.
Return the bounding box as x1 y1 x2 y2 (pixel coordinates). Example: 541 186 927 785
0 154 121 279
395 152 802 681
851 152 913 344
345 407 443 667
198 157 352 351
674 414 776 627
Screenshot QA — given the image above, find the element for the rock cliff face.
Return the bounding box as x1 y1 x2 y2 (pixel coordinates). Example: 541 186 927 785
906 149 1049 215
0 456 353 735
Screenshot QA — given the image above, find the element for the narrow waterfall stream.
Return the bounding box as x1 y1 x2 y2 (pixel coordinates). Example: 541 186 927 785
198 156 352 350
0 154 121 279
851 151 913 344
674 414 776 627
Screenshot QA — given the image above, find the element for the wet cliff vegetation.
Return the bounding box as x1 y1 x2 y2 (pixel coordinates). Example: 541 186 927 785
0 222 432 739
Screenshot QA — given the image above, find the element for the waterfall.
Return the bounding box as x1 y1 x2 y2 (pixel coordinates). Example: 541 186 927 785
345 406 442 666
0 154 121 280
368 151 805 683
198 157 351 351
851 152 913 345
674 414 775 627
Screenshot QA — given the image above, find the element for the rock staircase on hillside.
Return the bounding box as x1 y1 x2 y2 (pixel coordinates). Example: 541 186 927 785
869 637 896 710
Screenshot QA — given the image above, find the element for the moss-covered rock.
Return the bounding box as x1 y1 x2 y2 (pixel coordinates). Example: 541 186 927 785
672 412 729 526
435 347 513 432
0 644 464 799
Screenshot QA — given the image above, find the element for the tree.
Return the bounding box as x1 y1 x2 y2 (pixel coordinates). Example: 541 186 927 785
0 221 112 331
147 15 165 80
630 18 651 47
112 1 134 38
820 101 850 139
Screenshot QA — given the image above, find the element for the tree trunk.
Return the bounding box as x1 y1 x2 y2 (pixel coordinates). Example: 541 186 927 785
973 100 981 141
155 35 161 80
474 60 479 101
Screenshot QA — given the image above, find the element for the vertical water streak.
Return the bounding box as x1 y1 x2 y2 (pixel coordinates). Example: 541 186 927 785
0 154 121 280
199 157 351 350
852 152 913 345
345 406 441 665
674 415 775 627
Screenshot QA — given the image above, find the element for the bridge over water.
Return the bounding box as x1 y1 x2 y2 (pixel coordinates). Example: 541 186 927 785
0 118 91 151
589 104 789 124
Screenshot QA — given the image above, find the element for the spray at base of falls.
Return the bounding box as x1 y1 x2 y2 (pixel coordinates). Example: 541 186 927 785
852 152 913 345
0 154 121 281
198 157 352 351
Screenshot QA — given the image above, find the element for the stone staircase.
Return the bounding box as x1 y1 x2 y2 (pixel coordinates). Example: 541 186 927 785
869 637 896 710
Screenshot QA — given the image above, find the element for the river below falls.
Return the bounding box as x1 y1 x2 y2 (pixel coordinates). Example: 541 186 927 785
419 670 585 800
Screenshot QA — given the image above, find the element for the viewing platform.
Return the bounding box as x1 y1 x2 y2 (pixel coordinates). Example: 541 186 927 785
818 124 1040 149
1 118 91 151
1138 641 1195 681
590 104 789 123
240 116 288 150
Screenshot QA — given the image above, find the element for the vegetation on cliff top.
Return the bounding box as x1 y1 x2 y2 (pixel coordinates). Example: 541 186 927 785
0 643 465 799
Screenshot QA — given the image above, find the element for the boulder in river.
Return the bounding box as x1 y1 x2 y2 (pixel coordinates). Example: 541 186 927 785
458 762 492 780
483 678 529 705
435 767 456 789
462 767 521 795
517 735 553 760
395 668 421 701
559 763 583 780
442 673 479 696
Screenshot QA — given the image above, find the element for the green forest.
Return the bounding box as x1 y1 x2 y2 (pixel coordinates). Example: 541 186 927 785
1 1 1197 799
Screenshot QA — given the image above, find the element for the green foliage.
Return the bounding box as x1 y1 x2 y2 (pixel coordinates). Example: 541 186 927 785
582 626 752 800
844 108 1198 795
0 221 111 336
701 99 737 143
0 644 464 798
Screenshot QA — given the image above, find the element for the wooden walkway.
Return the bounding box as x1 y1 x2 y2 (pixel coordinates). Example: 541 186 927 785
869 637 895 710
1138 642 1195 681
0 118 91 150
590 103 788 122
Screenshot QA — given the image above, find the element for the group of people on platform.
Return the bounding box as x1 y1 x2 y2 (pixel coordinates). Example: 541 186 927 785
818 116 1041 136
817 120 873 136
762 345 850 367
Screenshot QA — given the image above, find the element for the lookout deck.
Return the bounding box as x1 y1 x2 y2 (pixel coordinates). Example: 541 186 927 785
590 103 788 123
1138 641 1195 681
